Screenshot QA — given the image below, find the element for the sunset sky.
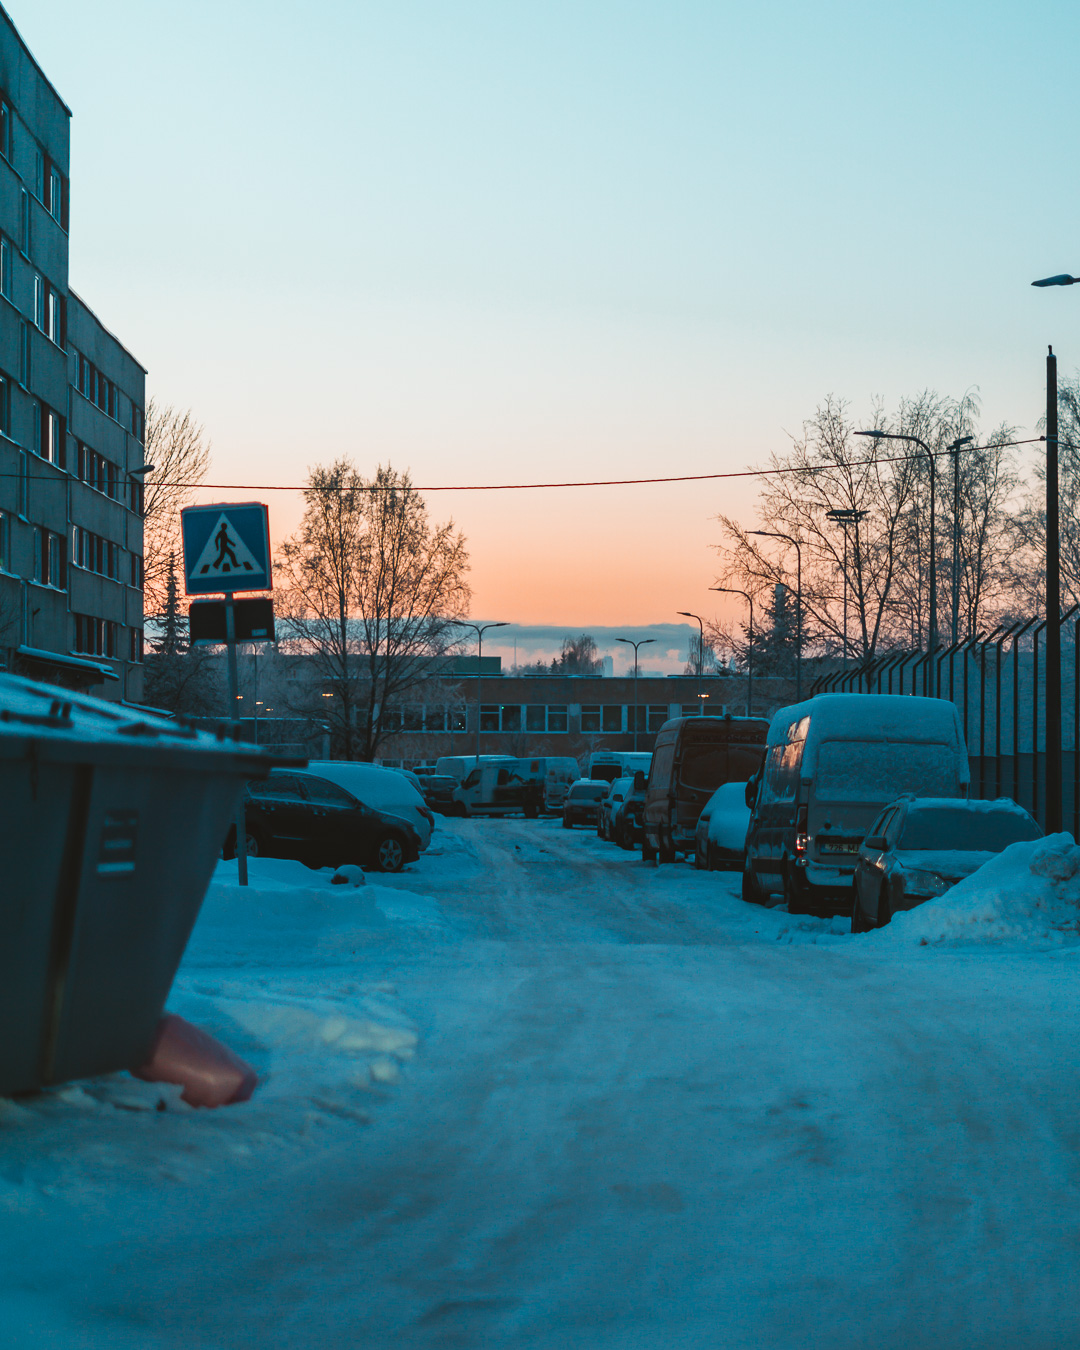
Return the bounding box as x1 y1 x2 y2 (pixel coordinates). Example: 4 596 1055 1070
16 0 1080 672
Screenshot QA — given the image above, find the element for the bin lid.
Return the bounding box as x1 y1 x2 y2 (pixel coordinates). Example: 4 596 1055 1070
0 674 303 774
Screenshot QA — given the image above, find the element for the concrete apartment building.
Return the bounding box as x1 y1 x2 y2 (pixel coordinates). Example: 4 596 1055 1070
0 5 146 701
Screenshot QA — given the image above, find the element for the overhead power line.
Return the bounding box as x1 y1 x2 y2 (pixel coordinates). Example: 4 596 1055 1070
0 436 1049 490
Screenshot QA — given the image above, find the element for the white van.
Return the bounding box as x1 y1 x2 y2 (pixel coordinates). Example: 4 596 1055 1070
587 751 652 784
434 754 517 784
511 756 581 811
742 694 969 917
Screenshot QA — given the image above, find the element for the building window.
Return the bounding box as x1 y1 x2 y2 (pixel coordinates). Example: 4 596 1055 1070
76 443 120 498
129 552 144 590
36 403 62 465
129 627 143 664
580 704 601 733
647 706 670 733
17 451 28 517
547 705 568 733
19 189 29 256
0 98 10 160
33 526 66 589
525 704 545 732
602 705 624 733
71 526 121 581
19 320 29 387
0 511 8 571
425 706 446 732
46 289 63 346
0 371 9 437
0 236 9 300
480 704 500 732
74 614 117 658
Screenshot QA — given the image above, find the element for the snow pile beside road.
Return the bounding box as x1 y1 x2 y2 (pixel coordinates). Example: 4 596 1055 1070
877 832 1080 947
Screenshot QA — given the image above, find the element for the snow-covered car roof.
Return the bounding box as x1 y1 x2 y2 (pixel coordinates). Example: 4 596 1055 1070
304 760 425 808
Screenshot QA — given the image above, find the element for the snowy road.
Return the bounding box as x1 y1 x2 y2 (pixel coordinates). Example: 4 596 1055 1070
4 817 1080 1348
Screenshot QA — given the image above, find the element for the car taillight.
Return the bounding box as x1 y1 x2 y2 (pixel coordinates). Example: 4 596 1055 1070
795 804 808 856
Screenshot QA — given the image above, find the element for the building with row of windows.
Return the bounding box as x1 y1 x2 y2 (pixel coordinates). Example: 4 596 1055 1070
0 4 146 700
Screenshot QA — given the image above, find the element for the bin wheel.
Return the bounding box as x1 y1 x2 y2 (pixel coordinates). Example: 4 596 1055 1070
641 835 657 863
742 863 766 907
658 836 676 865
562 815 573 829
374 835 406 873
244 832 262 858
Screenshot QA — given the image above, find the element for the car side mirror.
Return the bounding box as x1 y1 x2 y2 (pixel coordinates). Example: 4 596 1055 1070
863 835 888 852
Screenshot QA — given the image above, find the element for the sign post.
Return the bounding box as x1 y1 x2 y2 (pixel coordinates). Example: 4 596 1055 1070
181 503 273 887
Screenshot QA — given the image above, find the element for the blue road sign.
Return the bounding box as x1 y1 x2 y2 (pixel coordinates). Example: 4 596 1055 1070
181 502 272 595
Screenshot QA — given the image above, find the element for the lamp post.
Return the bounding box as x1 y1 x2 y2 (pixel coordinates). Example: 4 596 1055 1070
677 611 705 712
824 508 866 667
456 621 509 767
946 435 974 643
710 586 753 715
1028 273 1072 832
750 531 802 701
616 637 655 750
855 430 939 695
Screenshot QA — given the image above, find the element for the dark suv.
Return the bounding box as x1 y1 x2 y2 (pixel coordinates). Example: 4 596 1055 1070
226 770 421 872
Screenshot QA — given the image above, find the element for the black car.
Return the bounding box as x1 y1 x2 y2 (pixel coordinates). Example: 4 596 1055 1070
419 774 459 814
611 772 647 850
226 770 422 872
851 796 1042 931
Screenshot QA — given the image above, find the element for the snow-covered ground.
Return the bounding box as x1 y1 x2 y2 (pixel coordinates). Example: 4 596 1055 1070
3 816 1080 1348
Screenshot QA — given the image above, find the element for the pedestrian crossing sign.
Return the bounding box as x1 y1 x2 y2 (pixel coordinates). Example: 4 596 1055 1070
180 502 272 595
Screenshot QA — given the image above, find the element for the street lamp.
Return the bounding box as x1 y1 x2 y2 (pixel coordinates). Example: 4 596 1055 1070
825 508 866 667
710 586 753 716
947 435 973 644
456 621 509 767
855 430 940 695
749 531 803 701
1029 271 1069 833
677 611 705 712
616 637 655 750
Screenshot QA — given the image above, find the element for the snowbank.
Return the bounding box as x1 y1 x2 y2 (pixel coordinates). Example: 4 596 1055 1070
874 832 1080 948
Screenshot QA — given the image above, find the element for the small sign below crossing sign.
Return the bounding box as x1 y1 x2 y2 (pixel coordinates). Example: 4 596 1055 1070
181 502 272 595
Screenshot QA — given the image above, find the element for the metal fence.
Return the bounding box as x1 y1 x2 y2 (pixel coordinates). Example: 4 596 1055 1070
808 609 1080 835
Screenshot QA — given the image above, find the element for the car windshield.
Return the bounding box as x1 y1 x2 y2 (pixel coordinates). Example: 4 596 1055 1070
898 808 1041 853
571 784 608 800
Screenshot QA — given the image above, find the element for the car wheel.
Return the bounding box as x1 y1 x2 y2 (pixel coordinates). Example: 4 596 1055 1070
617 823 633 851
374 835 406 873
562 814 572 829
850 887 871 933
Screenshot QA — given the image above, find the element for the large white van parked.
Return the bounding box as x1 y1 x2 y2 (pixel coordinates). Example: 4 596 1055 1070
742 694 969 917
434 754 517 784
587 751 652 784
305 761 435 850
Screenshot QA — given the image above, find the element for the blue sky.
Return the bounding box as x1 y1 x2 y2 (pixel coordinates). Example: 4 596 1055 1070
14 0 1080 667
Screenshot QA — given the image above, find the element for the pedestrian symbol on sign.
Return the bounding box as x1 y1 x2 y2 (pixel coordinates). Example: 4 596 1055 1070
188 512 263 582
210 520 246 574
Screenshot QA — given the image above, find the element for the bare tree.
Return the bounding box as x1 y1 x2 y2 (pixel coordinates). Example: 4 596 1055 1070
142 401 212 614
278 461 471 760
714 395 917 664
713 390 1025 665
